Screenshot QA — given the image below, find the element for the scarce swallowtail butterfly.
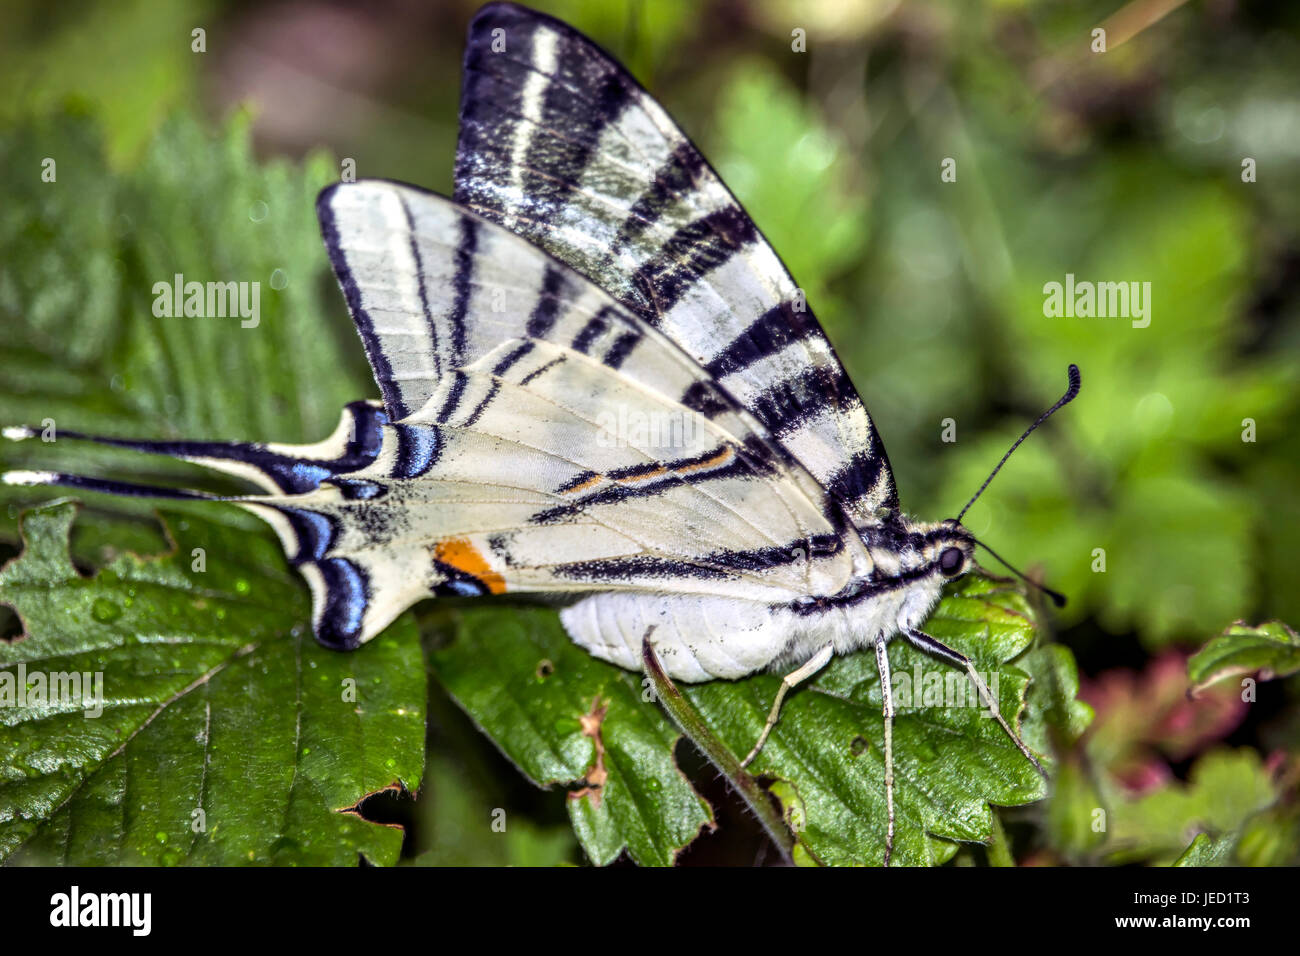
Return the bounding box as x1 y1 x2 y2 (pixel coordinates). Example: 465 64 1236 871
4 2 1081 864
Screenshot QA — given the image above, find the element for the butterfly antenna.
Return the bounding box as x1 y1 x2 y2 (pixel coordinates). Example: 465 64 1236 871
970 535 1068 608
956 364 1081 523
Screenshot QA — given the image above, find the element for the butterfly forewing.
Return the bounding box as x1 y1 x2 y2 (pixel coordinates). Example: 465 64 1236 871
453 2 898 526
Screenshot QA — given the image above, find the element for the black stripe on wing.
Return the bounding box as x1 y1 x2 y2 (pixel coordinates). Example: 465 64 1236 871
629 207 758 325
550 534 843 584
391 423 443 478
397 191 442 383
703 302 819 379
318 192 411 420
449 215 480 367
456 7 635 263
317 183 484 423
526 266 572 338
611 143 709 261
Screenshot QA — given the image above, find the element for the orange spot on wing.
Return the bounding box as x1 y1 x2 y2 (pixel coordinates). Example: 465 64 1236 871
674 447 731 474
563 474 603 495
617 465 667 484
561 446 731 497
434 538 506 594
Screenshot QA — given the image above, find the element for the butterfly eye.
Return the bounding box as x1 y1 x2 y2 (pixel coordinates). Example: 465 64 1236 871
939 547 964 577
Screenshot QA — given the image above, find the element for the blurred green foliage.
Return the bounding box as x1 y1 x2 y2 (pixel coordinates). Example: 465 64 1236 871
1 0 1297 865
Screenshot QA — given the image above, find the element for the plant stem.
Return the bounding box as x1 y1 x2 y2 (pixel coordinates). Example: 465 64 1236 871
986 809 1015 867
641 631 796 865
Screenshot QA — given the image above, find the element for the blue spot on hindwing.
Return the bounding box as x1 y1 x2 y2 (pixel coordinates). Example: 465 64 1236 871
279 508 336 563
346 401 389 458
392 424 441 478
332 479 387 500
313 557 369 650
280 461 333 492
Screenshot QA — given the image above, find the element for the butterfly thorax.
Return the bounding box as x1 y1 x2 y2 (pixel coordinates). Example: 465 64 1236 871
786 516 976 641
856 515 976 592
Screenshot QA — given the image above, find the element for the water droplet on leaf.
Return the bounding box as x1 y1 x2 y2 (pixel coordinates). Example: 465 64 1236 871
91 598 121 623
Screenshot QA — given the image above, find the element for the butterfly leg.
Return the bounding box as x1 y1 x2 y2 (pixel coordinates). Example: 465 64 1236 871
740 642 834 769
901 627 1048 779
874 635 896 866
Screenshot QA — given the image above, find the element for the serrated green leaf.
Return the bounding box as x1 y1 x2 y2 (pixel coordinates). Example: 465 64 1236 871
683 574 1052 866
429 608 713 867
0 501 425 865
0 108 369 544
1187 620 1300 696
0 109 424 866
431 575 1082 866
1020 643 1095 748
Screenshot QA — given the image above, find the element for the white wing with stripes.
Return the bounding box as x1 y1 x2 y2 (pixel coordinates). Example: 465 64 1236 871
297 180 870 653
453 2 899 526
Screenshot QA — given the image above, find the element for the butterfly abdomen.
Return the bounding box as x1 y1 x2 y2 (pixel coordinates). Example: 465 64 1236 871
561 590 879 683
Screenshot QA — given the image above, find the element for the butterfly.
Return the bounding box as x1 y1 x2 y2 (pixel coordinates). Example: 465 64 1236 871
3 2 1079 865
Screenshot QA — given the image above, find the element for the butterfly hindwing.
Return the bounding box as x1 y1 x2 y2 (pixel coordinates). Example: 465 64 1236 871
453 2 899 526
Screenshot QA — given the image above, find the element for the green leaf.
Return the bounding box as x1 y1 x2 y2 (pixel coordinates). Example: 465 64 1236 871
1173 831 1237 867
1187 620 1300 696
432 575 1079 866
428 608 713 867
0 107 426 865
0 501 425 865
1103 749 1277 866
684 575 1052 866
1176 809 1300 869
641 637 796 861
1020 643 1095 749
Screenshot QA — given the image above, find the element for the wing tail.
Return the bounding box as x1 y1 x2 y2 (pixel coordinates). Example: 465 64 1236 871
3 402 398 652
2 469 223 501
3 401 388 495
